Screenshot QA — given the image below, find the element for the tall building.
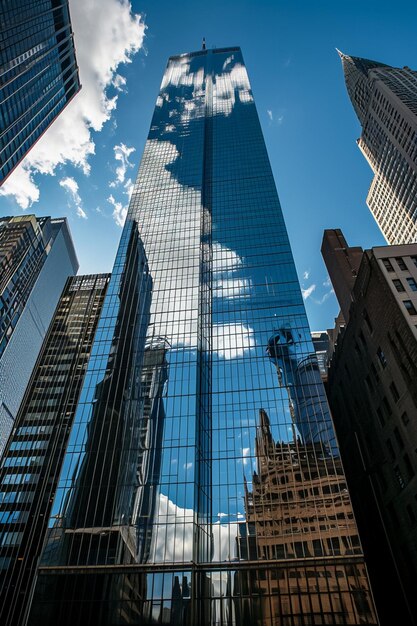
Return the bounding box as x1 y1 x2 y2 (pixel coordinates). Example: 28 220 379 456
338 51 417 244
0 215 78 456
29 47 377 625
0 1 81 184
323 229 417 626
0 273 110 626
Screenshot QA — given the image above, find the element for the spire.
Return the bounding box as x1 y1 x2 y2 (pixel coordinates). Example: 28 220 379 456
202 37 206 51
337 50 390 125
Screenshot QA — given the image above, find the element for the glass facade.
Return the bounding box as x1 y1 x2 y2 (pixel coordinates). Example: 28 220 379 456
31 47 378 625
0 273 109 626
0 215 79 456
0 0 81 184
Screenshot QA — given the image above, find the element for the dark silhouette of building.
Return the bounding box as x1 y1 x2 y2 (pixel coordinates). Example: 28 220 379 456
323 229 417 626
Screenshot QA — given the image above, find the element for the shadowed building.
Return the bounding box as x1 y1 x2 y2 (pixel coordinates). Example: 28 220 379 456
323 229 417 626
338 51 417 244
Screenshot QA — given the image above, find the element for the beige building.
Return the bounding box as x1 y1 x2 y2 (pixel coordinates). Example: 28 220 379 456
338 51 417 244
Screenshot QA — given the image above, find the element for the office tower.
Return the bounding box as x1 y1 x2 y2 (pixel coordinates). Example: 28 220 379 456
323 229 417 626
0 1 81 184
338 51 417 245
0 215 78 457
30 47 377 625
0 273 110 626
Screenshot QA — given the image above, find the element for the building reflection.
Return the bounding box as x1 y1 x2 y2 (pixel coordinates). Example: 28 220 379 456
235 407 377 625
267 329 337 453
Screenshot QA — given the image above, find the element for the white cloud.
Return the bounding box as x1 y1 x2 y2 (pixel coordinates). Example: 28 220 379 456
0 0 145 208
59 176 87 219
323 276 332 287
303 270 310 280
108 194 127 227
301 284 316 300
212 323 256 360
267 109 273 121
312 288 335 305
110 142 135 187
112 73 127 92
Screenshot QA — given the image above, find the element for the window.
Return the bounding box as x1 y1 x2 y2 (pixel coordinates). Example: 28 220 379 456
393 279 405 292
395 257 407 271
382 258 394 272
390 381 400 402
412 256 417 268
394 427 404 449
403 454 415 480
401 411 410 426
386 438 395 461
377 347 387 368
407 277 417 291
404 300 417 315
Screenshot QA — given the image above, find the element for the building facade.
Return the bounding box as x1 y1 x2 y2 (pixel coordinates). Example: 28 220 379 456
338 51 417 244
0 215 78 456
29 47 377 625
324 231 417 625
0 273 110 626
0 0 81 184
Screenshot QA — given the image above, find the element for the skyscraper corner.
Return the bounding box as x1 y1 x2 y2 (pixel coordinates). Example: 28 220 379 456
338 51 417 244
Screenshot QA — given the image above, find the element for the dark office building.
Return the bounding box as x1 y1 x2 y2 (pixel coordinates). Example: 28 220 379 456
324 230 417 626
28 47 377 625
0 215 78 456
0 273 110 626
0 0 81 184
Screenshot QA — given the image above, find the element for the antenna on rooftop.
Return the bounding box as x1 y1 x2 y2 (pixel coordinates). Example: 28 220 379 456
202 37 206 50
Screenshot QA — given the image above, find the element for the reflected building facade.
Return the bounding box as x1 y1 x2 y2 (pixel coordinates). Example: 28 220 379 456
30 47 377 625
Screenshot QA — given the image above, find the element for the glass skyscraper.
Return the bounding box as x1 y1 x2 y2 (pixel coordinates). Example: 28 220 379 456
338 51 417 244
0 215 78 456
0 0 81 184
29 47 378 625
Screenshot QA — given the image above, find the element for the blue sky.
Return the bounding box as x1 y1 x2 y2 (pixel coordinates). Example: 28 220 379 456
1 0 417 331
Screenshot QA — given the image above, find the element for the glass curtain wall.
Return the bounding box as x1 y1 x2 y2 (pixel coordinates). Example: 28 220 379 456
31 47 378 626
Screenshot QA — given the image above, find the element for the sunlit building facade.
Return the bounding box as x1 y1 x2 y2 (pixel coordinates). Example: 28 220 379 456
0 215 78 457
30 47 377 625
0 0 81 184
338 51 417 244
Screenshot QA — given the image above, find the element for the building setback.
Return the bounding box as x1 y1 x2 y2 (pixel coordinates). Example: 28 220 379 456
0 215 78 456
28 47 377 625
0 0 81 184
338 51 417 244
0 273 110 626
323 230 417 626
